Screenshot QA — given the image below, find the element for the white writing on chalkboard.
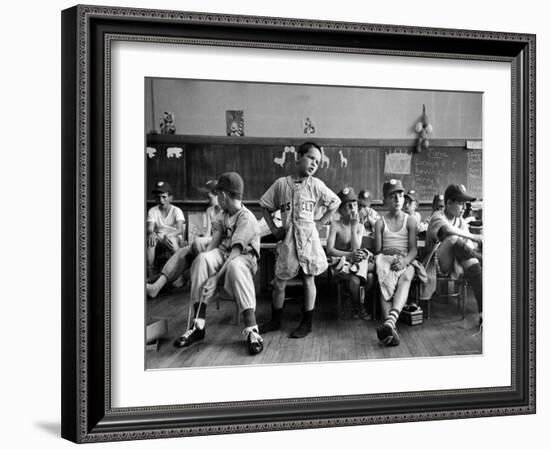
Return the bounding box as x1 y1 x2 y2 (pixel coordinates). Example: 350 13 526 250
467 149 483 200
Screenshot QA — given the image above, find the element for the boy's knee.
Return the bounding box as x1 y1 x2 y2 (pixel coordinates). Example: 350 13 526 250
349 276 361 287
401 267 414 282
272 277 287 293
227 258 246 277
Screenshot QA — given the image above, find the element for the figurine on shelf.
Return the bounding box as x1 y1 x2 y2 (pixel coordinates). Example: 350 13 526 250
160 111 176 135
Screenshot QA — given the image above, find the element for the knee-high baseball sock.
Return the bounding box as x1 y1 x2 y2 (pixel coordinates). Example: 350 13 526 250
464 263 482 313
242 308 257 328
192 302 207 329
259 304 283 333
385 308 400 329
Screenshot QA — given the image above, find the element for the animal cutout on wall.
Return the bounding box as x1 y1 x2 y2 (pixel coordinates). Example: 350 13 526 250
166 147 183 159
414 104 433 153
339 150 348 168
146 147 157 159
319 146 330 169
273 146 296 167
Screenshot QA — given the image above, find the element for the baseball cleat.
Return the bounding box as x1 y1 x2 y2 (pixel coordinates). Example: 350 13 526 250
173 325 205 348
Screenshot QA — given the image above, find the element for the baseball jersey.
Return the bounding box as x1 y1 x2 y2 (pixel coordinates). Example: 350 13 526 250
147 205 185 236
212 205 260 258
425 211 469 254
260 175 340 279
360 207 380 234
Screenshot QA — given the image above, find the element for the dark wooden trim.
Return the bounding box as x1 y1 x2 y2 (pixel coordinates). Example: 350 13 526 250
147 134 478 148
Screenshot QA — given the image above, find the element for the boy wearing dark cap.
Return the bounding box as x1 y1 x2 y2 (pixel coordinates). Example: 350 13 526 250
374 179 427 346
357 189 380 236
326 187 374 319
173 172 264 355
403 189 426 233
259 142 341 338
420 184 483 326
147 181 185 279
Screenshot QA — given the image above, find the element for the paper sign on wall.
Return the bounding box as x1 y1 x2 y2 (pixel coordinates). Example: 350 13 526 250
384 151 411 175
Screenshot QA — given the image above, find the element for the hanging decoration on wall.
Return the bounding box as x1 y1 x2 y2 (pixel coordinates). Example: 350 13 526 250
302 116 316 135
166 147 183 159
339 150 348 168
384 149 411 175
226 110 244 136
319 146 330 169
160 111 176 134
273 146 296 167
146 147 157 159
414 104 433 153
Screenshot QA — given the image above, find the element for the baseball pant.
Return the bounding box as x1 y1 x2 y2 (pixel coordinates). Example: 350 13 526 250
190 248 258 311
160 236 211 282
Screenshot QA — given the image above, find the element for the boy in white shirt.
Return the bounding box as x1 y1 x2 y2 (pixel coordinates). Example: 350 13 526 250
147 181 185 279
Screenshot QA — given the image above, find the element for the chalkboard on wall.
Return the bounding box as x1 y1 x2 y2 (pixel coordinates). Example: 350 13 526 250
146 136 482 203
381 147 482 201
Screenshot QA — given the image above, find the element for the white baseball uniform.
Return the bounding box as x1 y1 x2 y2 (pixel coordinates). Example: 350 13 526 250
260 175 340 280
190 205 260 311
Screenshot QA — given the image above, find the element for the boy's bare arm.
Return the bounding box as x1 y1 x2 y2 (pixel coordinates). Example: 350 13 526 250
206 228 223 252
326 222 349 258
402 216 418 266
373 218 383 255
315 201 340 228
438 222 482 244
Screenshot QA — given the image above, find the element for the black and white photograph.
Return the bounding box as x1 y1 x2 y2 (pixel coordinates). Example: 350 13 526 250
144 78 484 369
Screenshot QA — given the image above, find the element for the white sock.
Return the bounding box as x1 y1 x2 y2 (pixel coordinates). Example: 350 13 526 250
193 318 206 330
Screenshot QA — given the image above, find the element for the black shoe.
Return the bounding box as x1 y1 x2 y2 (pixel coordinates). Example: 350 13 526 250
258 319 281 334
173 326 205 348
245 328 264 355
376 323 394 345
387 328 400 346
290 321 312 338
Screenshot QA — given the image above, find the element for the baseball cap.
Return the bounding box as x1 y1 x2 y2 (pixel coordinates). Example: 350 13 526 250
382 179 405 197
152 181 173 195
444 184 476 202
432 194 445 208
358 189 372 203
404 189 418 202
211 172 244 196
337 187 357 203
197 179 217 193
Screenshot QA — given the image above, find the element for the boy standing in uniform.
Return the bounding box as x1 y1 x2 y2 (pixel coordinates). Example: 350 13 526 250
259 142 341 338
173 172 264 355
421 184 483 326
147 181 185 280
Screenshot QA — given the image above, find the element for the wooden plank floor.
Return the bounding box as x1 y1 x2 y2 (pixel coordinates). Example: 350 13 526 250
146 280 482 370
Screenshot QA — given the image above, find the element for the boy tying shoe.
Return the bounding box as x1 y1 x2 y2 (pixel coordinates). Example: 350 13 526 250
147 181 185 280
173 172 264 355
421 184 483 327
326 187 374 319
374 179 426 347
259 142 340 338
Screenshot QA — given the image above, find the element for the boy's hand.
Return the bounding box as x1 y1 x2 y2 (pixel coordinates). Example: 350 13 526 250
349 210 359 226
271 227 286 242
348 249 366 263
201 276 218 301
391 258 407 271
147 232 158 247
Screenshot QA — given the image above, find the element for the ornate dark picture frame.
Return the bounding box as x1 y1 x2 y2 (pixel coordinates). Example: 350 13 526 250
61 4 536 443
